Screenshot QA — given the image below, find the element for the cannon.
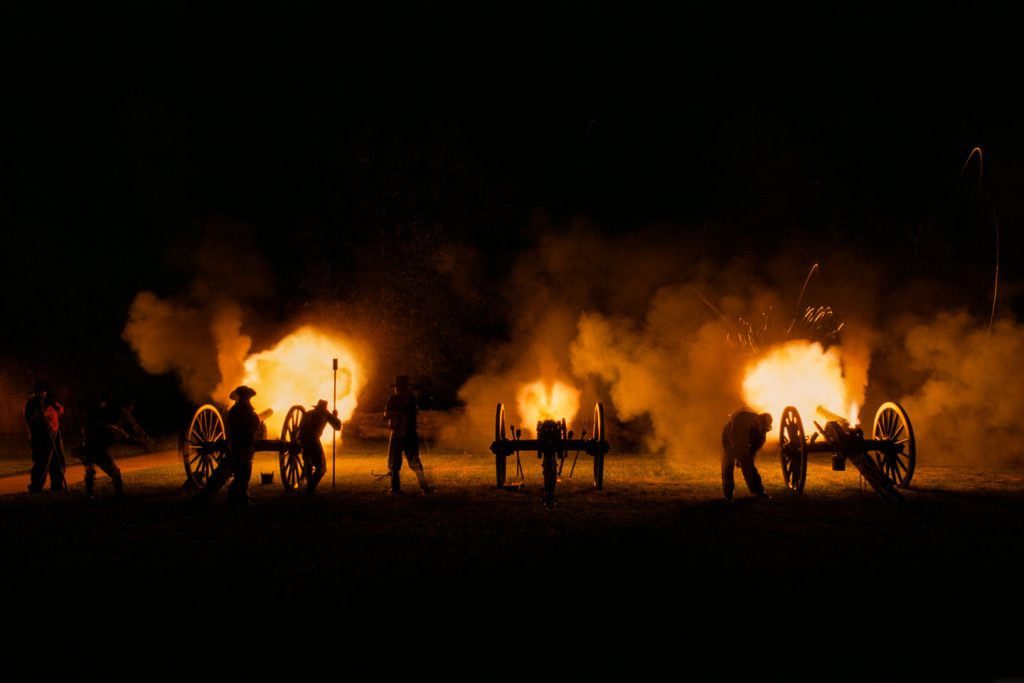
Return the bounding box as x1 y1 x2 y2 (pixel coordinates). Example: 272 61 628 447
180 404 311 491
777 402 916 501
489 402 610 507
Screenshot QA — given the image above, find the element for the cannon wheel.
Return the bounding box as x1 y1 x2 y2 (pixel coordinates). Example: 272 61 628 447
779 406 807 492
279 405 307 491
182 404 227 488
870 401 916 488
593 402 606 490
494 403 507 488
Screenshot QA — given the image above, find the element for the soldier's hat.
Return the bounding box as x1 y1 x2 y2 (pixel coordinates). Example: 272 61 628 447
32 381 49 394
230 385 256 400
314 399 329 411
390 375 413 389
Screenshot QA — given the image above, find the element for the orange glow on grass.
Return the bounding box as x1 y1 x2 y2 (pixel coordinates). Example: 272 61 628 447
239 326 366 444
742 341 859 430
516 380 580 433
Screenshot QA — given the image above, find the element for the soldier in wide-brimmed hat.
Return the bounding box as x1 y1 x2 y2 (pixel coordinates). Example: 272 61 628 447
198 385 262 506
383 376 431 494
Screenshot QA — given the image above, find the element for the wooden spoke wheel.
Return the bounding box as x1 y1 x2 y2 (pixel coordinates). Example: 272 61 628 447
495 403 508 489
181 404 227 488
279 405 307 491
870 401 916 488
592 402 606 490
778 406 807 493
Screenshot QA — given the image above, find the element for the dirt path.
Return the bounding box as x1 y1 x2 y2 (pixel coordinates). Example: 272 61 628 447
0 449 181 495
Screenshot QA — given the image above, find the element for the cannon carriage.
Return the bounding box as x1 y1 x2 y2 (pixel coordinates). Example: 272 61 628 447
778 401 916 501
489 402 610 507
180 404 311 491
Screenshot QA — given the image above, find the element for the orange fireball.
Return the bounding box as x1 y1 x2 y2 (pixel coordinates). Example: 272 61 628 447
516 380 580 434
742 341 859 430
220 326 366 444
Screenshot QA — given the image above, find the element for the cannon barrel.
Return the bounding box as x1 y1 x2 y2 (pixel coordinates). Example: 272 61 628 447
815 404 849 426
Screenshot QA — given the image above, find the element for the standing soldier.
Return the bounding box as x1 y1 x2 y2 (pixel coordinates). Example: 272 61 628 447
80 389 126 502
298 399 341 494
383 376 431 495
24 381 66 493
197 385 262 507
721 409 773 502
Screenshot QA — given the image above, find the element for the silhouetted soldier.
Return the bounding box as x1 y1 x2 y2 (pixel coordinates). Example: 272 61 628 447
81 389 126 502
721 409 773 502
383 376 430 494
24 381 66 493
299 399 341 494
198 385 262 507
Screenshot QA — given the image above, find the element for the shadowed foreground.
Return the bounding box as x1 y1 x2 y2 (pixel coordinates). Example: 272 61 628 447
2 449 1021 680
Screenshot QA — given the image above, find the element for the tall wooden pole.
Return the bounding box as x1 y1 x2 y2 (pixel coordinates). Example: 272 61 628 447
332 358 338 488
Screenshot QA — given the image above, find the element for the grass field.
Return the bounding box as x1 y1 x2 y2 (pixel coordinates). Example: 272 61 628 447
3 444 1022 680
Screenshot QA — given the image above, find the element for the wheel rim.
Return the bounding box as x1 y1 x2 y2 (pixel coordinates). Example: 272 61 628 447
279 405 306 491
494 403 507 488
778 406 807 492
871 401 916 488
593 403 605 490
182 404 226 488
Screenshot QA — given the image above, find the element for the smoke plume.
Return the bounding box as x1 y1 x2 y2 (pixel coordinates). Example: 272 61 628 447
122 221 268 405
892 311 1024 467
443 221 872 461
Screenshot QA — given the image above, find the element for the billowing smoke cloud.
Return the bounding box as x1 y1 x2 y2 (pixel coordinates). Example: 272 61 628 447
123 295 254 405
442 220 876 461
122 221 267 405
442 221 704 451
570 287 743 458
892 311 1024 467
445 208 1017 476
122 220 369 423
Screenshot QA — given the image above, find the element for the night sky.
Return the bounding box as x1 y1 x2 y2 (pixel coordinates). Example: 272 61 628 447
3 2 1021 433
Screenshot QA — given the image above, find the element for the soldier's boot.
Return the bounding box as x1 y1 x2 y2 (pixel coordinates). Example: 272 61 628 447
306 471 321 495
112 470 125 503
413 466 430 494
389 470 400 494
84 467 96 501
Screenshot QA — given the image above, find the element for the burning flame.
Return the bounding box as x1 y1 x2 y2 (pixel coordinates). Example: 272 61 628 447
225 326 366 443
742 340 859 430
516 380 580 433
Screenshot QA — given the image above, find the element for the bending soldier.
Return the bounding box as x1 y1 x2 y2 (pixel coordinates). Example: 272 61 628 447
81 389 126 502
197 385 262 507
24 381 66 493
721 409 773 502
298 399 341 494
383 376 431 494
